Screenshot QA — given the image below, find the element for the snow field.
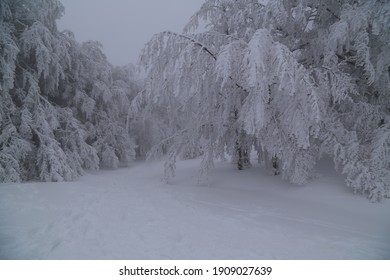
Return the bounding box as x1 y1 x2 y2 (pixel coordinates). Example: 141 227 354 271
0 158 389 259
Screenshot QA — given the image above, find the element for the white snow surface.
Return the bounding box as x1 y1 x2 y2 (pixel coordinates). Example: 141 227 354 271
0 158 389 260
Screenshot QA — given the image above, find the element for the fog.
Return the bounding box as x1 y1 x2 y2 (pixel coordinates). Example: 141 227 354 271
58 0 203 66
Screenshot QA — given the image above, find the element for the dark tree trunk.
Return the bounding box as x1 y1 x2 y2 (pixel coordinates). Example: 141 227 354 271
237 144 243 170
233 109 251 171
272 156 280 175
264 150 280 176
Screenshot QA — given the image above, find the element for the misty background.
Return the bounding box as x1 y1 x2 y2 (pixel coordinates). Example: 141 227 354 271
58 0 203 65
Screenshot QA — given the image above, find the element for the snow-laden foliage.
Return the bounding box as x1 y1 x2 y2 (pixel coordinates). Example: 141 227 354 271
137 30 243 183
0 0 138 182
137 0 390 201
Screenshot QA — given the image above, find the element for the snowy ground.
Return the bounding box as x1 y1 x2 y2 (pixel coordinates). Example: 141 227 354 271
0 158 389 260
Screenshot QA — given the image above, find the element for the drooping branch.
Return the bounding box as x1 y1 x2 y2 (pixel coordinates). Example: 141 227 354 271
163 31 217 60
162 31 249 95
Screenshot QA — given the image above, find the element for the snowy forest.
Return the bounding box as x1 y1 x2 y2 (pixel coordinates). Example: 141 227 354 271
1 0 389 203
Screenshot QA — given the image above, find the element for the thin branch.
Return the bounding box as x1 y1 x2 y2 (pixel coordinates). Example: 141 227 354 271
163 31 249 95
324 7 340 20
204 30 248 46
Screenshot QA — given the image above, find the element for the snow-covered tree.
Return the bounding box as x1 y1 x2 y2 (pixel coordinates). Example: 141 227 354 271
137 1 320 184
64 40 137 169
137 0 389 200
0 0 138 182
1 0 71 182
312 0 390 201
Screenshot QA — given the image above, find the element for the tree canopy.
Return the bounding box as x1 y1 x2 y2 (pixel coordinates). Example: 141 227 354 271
0 0 138 182
136 0 390 201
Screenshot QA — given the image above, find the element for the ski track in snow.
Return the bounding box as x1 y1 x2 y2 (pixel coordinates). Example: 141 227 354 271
0 159 389 259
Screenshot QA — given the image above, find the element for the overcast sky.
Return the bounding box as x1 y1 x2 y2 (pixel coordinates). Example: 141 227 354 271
58 0 203 66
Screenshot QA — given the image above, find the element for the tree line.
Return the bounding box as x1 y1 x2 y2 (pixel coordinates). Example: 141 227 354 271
1 0 389 201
